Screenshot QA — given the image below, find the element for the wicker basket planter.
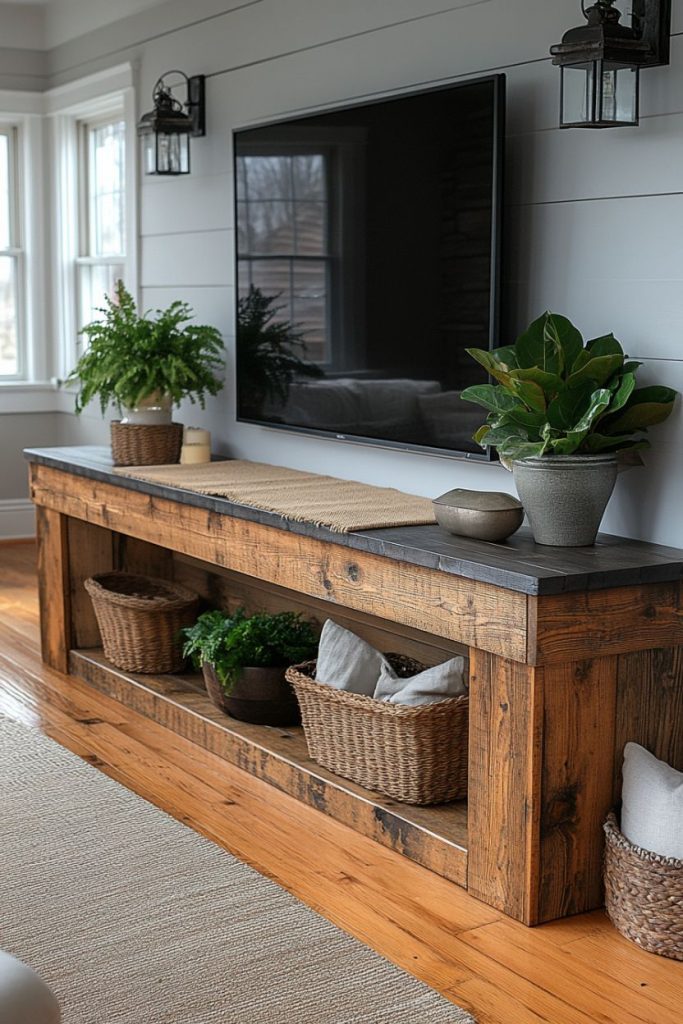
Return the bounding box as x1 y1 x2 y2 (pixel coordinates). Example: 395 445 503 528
110 421 183 467
285 655 468 805
604 812 683 961
84 572 199 674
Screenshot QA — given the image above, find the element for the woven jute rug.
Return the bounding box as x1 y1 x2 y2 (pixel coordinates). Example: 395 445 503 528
0 715 474 1024
113 460 437 533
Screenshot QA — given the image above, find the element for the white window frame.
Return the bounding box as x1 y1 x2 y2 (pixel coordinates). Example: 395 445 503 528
75 112 128 354
0 124 25 380
0 94 47 397
48 64 138 382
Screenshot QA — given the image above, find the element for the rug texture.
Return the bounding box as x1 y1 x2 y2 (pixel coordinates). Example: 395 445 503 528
113 459 437 533
0 715 473 1023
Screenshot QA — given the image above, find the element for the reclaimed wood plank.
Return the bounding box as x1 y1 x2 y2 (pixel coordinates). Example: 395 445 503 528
613 645 683 796
529 583 683 665
31 464 528 661
69 647 469 887
36 507 71 673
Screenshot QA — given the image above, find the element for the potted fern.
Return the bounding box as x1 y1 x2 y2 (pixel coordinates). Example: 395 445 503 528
461 312 677 546
181 607 318 726
67 281 224 464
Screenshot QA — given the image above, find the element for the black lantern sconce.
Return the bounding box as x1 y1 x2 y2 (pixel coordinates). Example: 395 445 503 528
550 1 671 128
137 70 206 175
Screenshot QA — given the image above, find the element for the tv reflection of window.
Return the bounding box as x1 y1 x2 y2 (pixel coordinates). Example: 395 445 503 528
236 150 330 364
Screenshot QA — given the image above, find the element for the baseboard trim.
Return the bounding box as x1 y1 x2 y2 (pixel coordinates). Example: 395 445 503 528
0 499 36 540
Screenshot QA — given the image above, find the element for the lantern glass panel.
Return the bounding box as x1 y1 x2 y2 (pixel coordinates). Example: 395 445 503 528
561 63 595 126
598 63 638 125
156 132 190 175
142 134 157 175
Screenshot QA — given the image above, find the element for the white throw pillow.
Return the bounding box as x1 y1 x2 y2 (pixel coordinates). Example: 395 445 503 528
315 620 388 696
621 742 683 860
373 656 468 707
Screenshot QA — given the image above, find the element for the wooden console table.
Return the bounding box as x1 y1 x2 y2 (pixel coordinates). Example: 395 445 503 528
26 446 683 926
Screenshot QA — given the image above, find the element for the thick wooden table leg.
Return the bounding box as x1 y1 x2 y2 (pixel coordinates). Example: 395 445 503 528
36 506 71 673
467 649 618 925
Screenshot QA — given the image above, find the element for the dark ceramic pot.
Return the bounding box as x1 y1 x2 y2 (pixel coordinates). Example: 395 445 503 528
202 662 301 726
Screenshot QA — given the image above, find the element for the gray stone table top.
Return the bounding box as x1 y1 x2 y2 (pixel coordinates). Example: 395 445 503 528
24 445 683 597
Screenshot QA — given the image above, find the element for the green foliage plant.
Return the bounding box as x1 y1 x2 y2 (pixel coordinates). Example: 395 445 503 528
67 281 225 414
461 312 677 468
181 607 318 693
237 285 322 414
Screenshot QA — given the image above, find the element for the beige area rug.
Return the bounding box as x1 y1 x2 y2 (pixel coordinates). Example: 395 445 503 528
0 715 474 1023
113 460 437 533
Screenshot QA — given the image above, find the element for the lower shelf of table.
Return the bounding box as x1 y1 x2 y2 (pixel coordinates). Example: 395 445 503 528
69 648 469 888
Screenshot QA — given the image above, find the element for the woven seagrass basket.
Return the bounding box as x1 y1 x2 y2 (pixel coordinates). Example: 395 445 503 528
286 655 468 805
110 421 183 467
84 572 199 674
604 812 683 961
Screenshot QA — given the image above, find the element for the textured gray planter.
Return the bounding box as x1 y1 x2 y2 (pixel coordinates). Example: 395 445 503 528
512 454 618 547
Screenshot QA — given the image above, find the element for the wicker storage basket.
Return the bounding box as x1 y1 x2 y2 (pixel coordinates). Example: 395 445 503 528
604 812 683 960
110 421 183 467
286 655 468 805
84 572 199 674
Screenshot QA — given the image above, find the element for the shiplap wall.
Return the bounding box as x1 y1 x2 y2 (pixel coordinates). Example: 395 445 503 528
7 0 683 546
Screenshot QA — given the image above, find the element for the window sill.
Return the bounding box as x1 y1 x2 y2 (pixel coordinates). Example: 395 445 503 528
0 381 72 415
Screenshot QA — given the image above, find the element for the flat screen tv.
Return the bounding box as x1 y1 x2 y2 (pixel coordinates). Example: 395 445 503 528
234 74 505 459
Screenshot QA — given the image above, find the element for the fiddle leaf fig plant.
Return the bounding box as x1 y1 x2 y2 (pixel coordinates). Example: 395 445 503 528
461 312 677 468
67 281 225 415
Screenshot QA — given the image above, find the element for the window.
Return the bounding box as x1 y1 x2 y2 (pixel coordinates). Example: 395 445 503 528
237 151 331 363
76 117 127 335
0 128 23 379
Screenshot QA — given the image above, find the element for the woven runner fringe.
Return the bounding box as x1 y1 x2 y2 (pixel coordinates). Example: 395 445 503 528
113 460 436 533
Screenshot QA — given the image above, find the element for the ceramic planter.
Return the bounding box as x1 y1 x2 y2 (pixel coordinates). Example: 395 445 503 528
120 392 173 425
202 662 301 726
512 453 618 547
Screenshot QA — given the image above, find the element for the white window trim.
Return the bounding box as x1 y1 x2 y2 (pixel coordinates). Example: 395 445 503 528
48 63 138 383
0 66 137 413
0 101 46 393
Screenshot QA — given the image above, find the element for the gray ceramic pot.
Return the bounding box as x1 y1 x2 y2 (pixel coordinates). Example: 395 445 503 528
512 454 618 547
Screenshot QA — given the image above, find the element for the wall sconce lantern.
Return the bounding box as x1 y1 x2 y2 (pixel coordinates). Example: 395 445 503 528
550 0 671 128
137 71 205 175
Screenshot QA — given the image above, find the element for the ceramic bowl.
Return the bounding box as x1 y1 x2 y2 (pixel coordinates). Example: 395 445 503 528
432 488 524 542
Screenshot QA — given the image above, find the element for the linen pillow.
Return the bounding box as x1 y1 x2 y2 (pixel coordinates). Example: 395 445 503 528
315 620 387 696
621 742 683 860
373 656 468 707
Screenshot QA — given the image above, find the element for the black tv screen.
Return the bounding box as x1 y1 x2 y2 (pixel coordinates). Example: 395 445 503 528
234 75 504 459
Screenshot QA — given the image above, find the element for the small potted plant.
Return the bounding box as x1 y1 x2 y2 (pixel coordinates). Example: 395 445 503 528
181 607 318 725
461 312 677 546
66 281 224 464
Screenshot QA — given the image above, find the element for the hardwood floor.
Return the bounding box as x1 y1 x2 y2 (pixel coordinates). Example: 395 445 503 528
1 539 681 1023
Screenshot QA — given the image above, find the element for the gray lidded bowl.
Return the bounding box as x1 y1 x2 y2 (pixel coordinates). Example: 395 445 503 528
433 488 524 543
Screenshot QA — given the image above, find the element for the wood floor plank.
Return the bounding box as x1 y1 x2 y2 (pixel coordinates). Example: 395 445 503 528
1 544 681 1024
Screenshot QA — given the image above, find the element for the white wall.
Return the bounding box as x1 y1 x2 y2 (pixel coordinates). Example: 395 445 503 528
4 0 683 547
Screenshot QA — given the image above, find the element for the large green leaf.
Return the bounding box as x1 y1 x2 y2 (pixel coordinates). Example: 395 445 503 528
460 384 520 414
582 432 649 453
497 407 546 435
510 367 563 398
544 314 584 374
464 348 514 388
513 314 548 370
511 378 547 413
602 386 677 434
549 388 613 452
565 353 624 389
546 381 594 431
491 345 518 369
586 333 624 358
608 372 636 415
